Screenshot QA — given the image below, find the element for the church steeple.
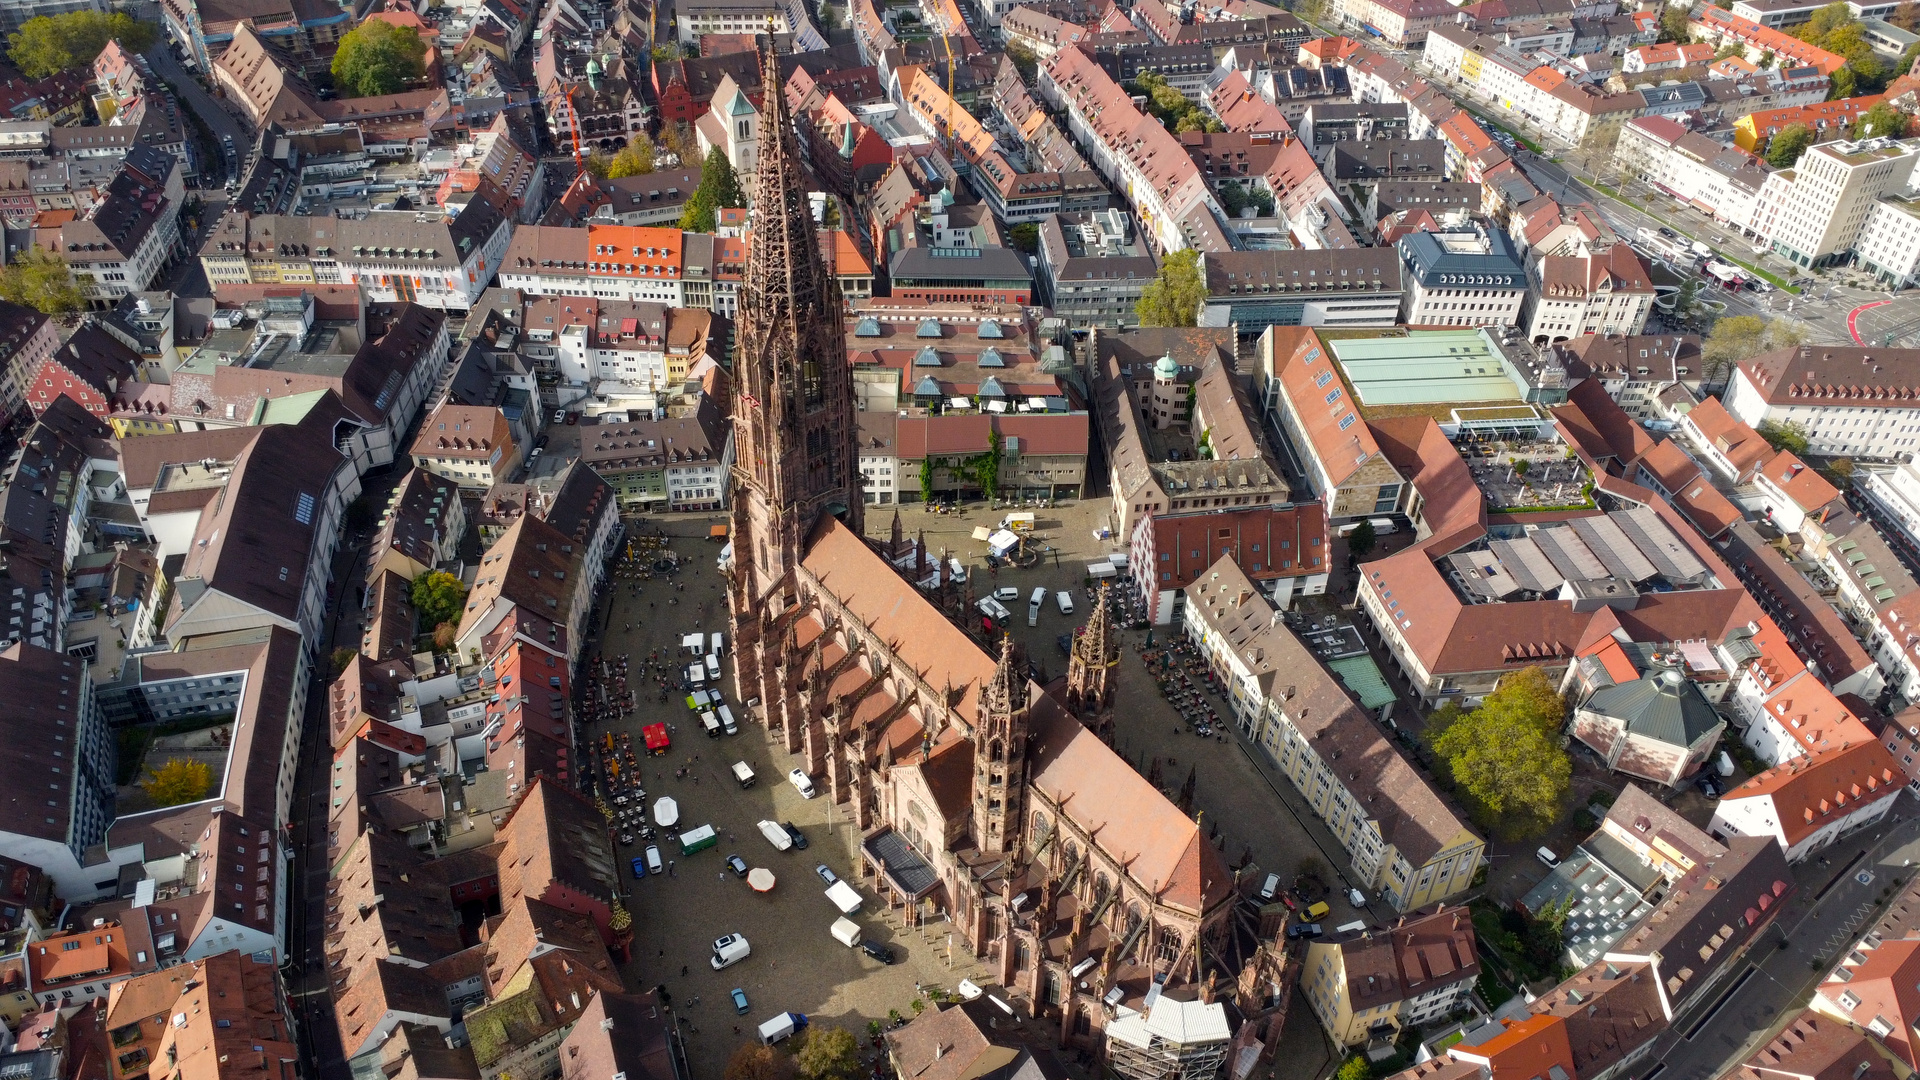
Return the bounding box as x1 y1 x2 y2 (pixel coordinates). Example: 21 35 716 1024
972 636 1031 855
1066 583 1118 741
727 37 864 624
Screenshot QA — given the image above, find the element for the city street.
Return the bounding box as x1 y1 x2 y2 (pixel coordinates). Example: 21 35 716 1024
1629 816 1920 1080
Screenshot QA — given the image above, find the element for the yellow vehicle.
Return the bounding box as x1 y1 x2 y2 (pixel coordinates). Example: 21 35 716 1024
1300 901 1330 923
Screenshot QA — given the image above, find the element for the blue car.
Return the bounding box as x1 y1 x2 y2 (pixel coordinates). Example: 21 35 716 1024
630 857 647 879
731 988 749 1015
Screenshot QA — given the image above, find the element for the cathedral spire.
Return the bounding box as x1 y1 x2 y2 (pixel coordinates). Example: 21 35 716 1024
982 634 1029 716
726 35 863 630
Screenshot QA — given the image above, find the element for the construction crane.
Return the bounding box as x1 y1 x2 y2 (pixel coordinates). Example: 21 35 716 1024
941 31 959 159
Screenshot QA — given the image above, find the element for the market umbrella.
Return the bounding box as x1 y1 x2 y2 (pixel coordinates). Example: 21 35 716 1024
652 797 679 828
748 868 776 892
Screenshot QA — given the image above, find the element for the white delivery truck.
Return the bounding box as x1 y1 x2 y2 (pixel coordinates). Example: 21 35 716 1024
701 711 722 737
731 761 756 788
1003 512 1035 532
758 1012 808 1045
757 819 793 851
1366 517 1398 535
830 917 862 947
825 880 863 914
710 632 725 657
1029 587 1046 626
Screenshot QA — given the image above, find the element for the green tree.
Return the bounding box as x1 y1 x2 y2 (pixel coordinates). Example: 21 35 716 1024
793 1026 860 1080
1348 519 1376 559
1703 314 1806 384
582 150 612 180
1336 1056 1373 1080
1893 0 1920 29
1008 223 1039 254
1217 180 1250 217
410 570 467 631
1796 0 1853 41
1427 667 1572 841
1136 248 1205 327
919 458 934 503
1857 101 1910 139
1657 3 1693 43
1004 40 1039 82
330 19 427 98
330 647 357 676
142 758 213 808
1765 122 1815 168
607 138 656 178
0 246 82 314
678 147 745 232
1758 419 1812 455
8 11 152 78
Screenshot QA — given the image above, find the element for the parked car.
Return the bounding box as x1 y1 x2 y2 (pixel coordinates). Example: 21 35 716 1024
731 988 750 1015
992 587 1020 602
1286 923 1323 940
552 409 566 424
815 864 838 886
630 857 647 879
1695 772 1723 800
859 941 895 964
789 769 816 799
726 854 749 877
782 822 809 850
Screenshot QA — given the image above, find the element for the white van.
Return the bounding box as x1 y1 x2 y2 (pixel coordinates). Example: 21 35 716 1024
1258 873 1283 904
731 761 756 788
706 653 721 679
1029 587 1046 626
1536 846 1560 869
701 711 722 737
645 845 663 874
948 556 967 582
718 704 738 735
711 632 726 657
710 933 751 970
757 819 793 851
789 769 817 799
1055 590 1074 615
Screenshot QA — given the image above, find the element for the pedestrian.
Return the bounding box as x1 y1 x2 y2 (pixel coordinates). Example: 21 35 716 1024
682 965 689 976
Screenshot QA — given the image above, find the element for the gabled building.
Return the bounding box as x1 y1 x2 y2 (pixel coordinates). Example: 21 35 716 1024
1300 907 1479 1047
1710 740 1904 861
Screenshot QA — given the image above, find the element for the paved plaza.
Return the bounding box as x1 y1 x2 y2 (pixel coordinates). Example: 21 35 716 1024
592 498 1403 1078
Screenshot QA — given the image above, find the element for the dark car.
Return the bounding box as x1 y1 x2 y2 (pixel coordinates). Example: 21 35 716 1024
782 822 809 850
726 854 749 878
859 941 895 964
1695 772 1722 800
1286 923 1323 940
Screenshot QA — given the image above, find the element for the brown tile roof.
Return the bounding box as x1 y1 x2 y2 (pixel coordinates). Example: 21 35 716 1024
0 643 95 842
557 992 678 1080
413 404 515 461
1725 740 1903 847
1737 1012 1901 1080
1529 961 1666 1079
456 514 577 644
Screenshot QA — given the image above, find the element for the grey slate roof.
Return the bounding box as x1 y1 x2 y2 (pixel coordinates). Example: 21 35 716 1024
1582 668 1722 748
